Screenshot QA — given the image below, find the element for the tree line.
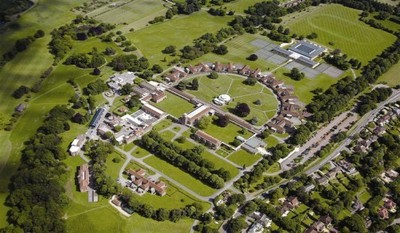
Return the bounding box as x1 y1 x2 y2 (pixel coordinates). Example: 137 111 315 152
140 131 230 189
1 105 76 232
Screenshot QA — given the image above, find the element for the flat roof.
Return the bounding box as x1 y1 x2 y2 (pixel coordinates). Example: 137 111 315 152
186 105 209 119
289 40 325 59
142 102 164 115
272 47 293 57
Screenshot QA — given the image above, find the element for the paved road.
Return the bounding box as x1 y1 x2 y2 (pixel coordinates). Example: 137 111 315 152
305 89 400 175
280 110 357 171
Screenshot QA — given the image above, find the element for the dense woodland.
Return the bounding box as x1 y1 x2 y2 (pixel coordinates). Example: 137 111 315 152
0 0 33 21
1 105 75 233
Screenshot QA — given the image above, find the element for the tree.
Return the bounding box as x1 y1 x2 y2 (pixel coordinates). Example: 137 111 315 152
208 71 218 79
288 67 305 81
216 115 229 127
120 83 133 95
191 78 199 90
247 54 258 61
197 116 211 129
155 208 169 221
34 29 45 38
92 68 101 75
162 45 176 54
227 216 247 233
213 45 228 55
152 64 163 73
235 103 250 117
254 99 261 105
176 136 186 143
244 77 257 85
12 85 29 99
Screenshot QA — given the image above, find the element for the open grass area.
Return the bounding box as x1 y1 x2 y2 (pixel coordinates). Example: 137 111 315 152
89 0 166 26
222 0 268 13
153 118 174 131
186 74 278 125
194 33 279 71
377 0 400 6
105 152 126 178
273 67 343 104
131 143 152 158
378 63 400 87
282 4 397 64
202 121 253 144
153 92 195 118
135 178 210 210
67 205 194 233
144 156 216 196
227 150 261 167
127 11 233 66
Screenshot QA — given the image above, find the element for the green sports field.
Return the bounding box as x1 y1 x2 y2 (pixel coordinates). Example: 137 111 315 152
282 4 397 64
88 0 167 31
127 11 233 66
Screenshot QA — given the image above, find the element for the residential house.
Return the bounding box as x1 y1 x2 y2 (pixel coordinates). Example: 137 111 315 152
378 207 389 219
384 198 397 213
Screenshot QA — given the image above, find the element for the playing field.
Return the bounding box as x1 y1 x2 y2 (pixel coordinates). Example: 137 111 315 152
127 11 233 66
193 33 279 71
89 0 167 27
186 74 278 126
282 4 397 64
226 149 261 167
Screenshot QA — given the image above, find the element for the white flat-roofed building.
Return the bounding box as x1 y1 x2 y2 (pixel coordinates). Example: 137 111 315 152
181 105 211 125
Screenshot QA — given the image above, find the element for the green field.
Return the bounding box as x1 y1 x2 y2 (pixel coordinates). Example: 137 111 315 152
282 4 397 64
378 62 400 87
154 92 195 118
144 156 216 196
127 11 233 66
89 0 166 26
193 33 279 71
202 120 253 145
227 149 261 167
186 74 278 125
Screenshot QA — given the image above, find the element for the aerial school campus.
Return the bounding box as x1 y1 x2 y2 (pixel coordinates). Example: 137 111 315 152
0 0 400 233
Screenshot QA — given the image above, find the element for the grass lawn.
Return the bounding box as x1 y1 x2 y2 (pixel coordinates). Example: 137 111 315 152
223 0 270 13
378 63 400 87
66 200 194 233
172 137 239 178
128 11 233 66
144 156 216 196
186 74 278 125
265 162 281 174
89 0 166 26
272 67 342 104
282 4 397 64
264 135 280 148
160 130 177 141
202 120 253 144
119 142 136 152
131 143 152 158
105 152 126 178
376 0 400 6
134 178 210 210
227 150 261 167
152 118 174 131
194 33 279 71
153 92 195 118
359 191 372 204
